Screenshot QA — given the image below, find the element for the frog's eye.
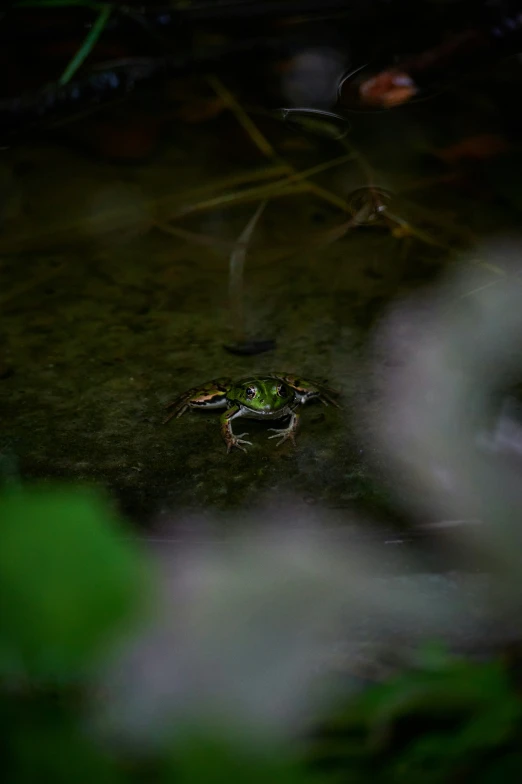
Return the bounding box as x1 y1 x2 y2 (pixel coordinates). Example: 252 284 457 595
276 384 286 397
245 386 256 400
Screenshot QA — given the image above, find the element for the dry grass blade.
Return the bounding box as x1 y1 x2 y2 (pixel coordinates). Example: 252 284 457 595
384 207 506 277
172 180 307 219
154 222 236 256
172 153 354 219
280 153 354 186
156 164 292 221
207 75 279 161
385 211 455 251
176 164 291 195
0 166 293 255
283 155 355 213
339 137 484 260
207 74 355 214
229 200 267 342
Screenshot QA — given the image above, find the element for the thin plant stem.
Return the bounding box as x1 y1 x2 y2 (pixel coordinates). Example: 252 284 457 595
59 3 112 86
206 75 279 161
229 201 267 342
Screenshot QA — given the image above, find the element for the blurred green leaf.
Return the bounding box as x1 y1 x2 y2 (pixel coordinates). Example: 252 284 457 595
12 2 113 87
0 485 150 680
306 655 522 783
475 752 522 783
59 4 112 86
0 689 125 784
341 658 518 729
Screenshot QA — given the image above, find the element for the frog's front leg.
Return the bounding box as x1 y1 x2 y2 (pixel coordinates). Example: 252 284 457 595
220 406 253 453
163 377 233 424
268 410 300 447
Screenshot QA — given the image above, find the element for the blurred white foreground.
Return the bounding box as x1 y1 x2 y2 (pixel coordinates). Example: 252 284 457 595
95 246 522 749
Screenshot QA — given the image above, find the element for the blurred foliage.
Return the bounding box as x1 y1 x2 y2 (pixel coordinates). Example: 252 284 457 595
0 485 149 680
1 484 522 782
307 646 522 783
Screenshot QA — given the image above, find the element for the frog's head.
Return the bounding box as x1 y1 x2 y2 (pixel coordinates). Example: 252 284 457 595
232 378 294 415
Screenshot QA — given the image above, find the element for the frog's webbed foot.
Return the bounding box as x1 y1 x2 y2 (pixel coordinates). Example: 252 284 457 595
227 433 253 454
267 411 299 447
163 398 190 424
268 427 296 447
318 389 342 409
221 406 252 453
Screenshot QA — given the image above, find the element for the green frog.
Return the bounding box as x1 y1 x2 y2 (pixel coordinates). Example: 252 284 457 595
163 373 341 453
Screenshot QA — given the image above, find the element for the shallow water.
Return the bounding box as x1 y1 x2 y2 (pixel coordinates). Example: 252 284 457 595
1 66 521 532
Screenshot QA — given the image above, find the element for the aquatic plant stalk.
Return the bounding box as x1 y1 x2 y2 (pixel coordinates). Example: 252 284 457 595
229 201 267 343
58 4 112 86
